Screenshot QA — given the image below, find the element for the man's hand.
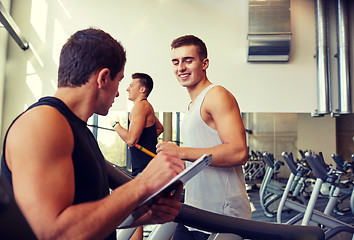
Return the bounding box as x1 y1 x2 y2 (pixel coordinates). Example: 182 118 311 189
137 152 185 196
126 153 185 227
134 183 183 226
156 141 180 156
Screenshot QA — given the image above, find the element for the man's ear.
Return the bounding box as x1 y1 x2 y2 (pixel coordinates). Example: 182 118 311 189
97 68 110 88
202 58 209 71
140 86 146 94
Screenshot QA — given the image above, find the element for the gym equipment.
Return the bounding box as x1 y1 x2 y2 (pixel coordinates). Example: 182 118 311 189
277 151 312 225
146 222 177 240
331 154 353 216
259 152 289 217
176 203 324 240
244 151 265 181
277 152 354 240
106 160 324 240
304 152 354 239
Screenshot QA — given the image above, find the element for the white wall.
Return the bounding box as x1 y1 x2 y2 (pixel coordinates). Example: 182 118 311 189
1 0 353 138
297 113 336 166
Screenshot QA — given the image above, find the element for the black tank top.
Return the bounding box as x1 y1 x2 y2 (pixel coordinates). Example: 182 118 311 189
1 97 116 240
128 100 157 176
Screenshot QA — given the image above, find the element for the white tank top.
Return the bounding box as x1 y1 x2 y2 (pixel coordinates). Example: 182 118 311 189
181 84 251 222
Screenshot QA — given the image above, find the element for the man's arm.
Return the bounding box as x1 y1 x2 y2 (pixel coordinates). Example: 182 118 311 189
6 106 184 240
113 102 148 147
156 86 247 167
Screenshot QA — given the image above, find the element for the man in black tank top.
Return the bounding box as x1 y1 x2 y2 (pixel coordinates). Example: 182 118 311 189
113 73 163 176
112 73 163 240
0 29 184 240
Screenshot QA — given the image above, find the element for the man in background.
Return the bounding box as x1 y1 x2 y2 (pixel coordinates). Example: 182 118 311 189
113 73 163 177
112 72 164 239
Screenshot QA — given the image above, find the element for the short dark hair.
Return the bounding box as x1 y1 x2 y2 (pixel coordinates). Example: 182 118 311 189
58 28 126 87
132 73 153 97
171 35 207 61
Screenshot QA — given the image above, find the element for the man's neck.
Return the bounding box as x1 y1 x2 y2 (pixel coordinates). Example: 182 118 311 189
133 95 148 104
187 79 212 103
54 86 94 122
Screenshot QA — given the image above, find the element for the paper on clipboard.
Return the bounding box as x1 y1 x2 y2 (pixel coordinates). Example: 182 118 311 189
118 154 212 228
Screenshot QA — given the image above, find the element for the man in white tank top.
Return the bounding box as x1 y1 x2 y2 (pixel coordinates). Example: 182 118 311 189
157 35 251 240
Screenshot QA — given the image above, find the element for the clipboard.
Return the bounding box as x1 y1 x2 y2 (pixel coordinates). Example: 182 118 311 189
118 154 212 228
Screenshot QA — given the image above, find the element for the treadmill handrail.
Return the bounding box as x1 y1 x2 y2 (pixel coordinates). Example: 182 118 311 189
175 204 324 240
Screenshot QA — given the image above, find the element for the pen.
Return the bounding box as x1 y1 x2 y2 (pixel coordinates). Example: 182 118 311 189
134 144 156 158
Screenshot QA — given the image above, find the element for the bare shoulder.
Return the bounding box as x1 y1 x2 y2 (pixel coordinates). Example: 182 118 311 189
131 100 153 116
208 85 236 98
13 105 72 136
204 85 239 112
6 105 74 167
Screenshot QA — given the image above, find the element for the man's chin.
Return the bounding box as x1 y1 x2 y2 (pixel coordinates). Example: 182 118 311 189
179 81 194 88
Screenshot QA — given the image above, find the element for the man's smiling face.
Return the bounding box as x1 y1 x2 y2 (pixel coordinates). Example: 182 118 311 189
171 45 208 88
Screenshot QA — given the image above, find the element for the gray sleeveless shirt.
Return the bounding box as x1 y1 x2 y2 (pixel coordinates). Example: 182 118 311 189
181 84 251 223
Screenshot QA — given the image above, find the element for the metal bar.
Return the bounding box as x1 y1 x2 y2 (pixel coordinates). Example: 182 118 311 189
336 0 352 114
0 2 29 50
315 0 331 115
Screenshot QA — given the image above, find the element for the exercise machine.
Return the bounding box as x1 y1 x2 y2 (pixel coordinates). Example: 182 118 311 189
277 151 312 224
331 154 353 216
106 161 324 240
259 152 308 218
277 152 354 239
244 151 266 182
258 152 285 217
